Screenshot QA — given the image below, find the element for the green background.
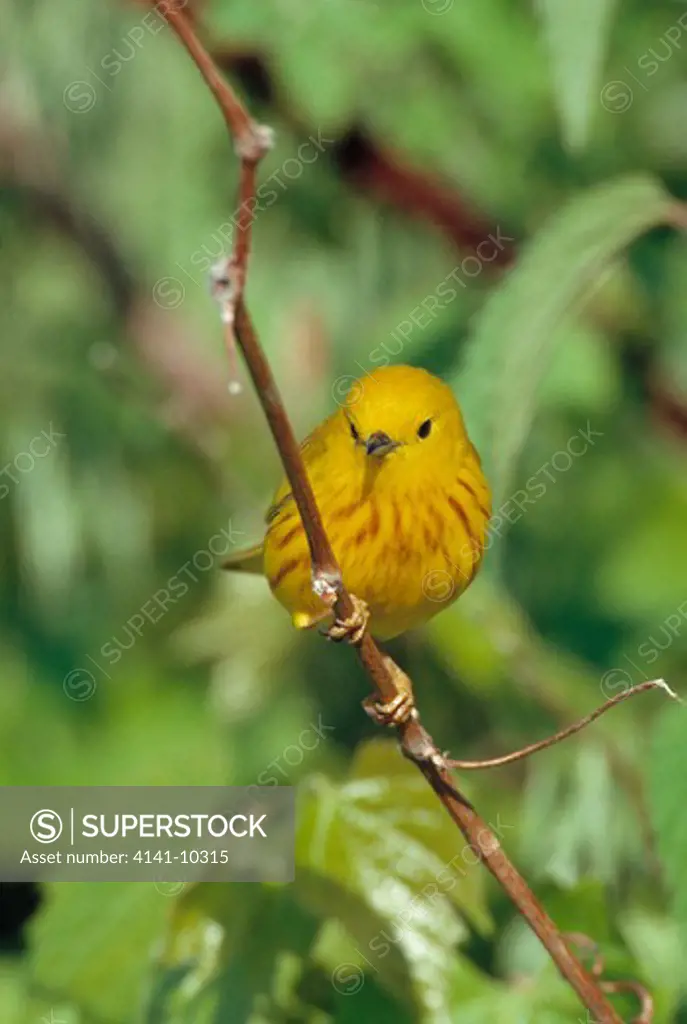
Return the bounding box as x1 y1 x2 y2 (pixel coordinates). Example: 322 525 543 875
2 0 687 1020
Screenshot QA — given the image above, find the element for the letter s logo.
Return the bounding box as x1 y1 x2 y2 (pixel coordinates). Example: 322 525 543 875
30 809 63 844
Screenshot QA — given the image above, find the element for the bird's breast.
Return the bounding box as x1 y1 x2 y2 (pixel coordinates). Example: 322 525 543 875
263 459 491 640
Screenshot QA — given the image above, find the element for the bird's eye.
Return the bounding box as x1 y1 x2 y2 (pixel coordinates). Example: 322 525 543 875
417 419 432 439
348 418 360 442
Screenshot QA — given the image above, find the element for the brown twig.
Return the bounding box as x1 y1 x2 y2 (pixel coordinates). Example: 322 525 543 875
154 6 657 1022
161 6 273 376
565 933 654 1024
601 983 654 1024
446 679 678 770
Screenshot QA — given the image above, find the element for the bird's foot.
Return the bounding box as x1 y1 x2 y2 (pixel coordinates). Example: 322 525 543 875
363 654 416 727
324 594 370 646
364 691 416 727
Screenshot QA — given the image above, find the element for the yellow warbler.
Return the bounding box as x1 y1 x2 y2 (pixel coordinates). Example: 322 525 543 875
223 364 491 641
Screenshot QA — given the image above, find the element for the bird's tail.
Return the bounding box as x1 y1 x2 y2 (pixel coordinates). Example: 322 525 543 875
221 542 264 574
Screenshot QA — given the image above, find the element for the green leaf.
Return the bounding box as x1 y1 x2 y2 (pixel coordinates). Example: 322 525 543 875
141 886 320 1024
334 739 492 933
458 175 672 512
295 740 492 1024
535 0 619 151
447 956 586 1024
209 889 320 1024
27 883 171 1023
648 704 687 948
520 735 648 889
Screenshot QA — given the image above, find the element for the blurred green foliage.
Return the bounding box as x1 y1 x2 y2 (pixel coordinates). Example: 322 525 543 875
2 0 687 1021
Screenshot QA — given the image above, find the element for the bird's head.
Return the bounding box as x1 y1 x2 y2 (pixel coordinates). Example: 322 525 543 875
340 365 469 482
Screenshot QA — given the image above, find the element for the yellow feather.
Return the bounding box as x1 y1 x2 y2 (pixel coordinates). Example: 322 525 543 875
223 365 491 640
221 542 264 574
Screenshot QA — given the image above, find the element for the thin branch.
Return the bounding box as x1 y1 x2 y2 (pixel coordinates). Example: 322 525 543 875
446 679 679 771
602 982 654 1024
231 300 344 584
158 7 256 145
565 933 654 1024
154 6 655 1022
162 4 273 367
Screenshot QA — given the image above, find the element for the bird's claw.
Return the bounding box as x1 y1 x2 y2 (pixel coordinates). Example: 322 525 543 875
363 690 416 727
324 594 370 645
363 653 417 728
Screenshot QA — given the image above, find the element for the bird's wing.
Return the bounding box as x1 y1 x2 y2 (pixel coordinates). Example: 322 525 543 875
264 412 337 526
221 541 264 574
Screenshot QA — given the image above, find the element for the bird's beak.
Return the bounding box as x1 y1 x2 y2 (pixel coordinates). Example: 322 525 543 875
365 431 398 457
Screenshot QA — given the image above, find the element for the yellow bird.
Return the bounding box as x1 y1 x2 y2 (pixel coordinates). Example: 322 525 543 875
223 364 491 652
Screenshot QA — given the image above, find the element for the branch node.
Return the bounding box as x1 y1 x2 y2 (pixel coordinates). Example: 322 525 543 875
398 723 461 779
235 123 275 162
208 260 244 392
209 258 235 302
311 567 342 606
